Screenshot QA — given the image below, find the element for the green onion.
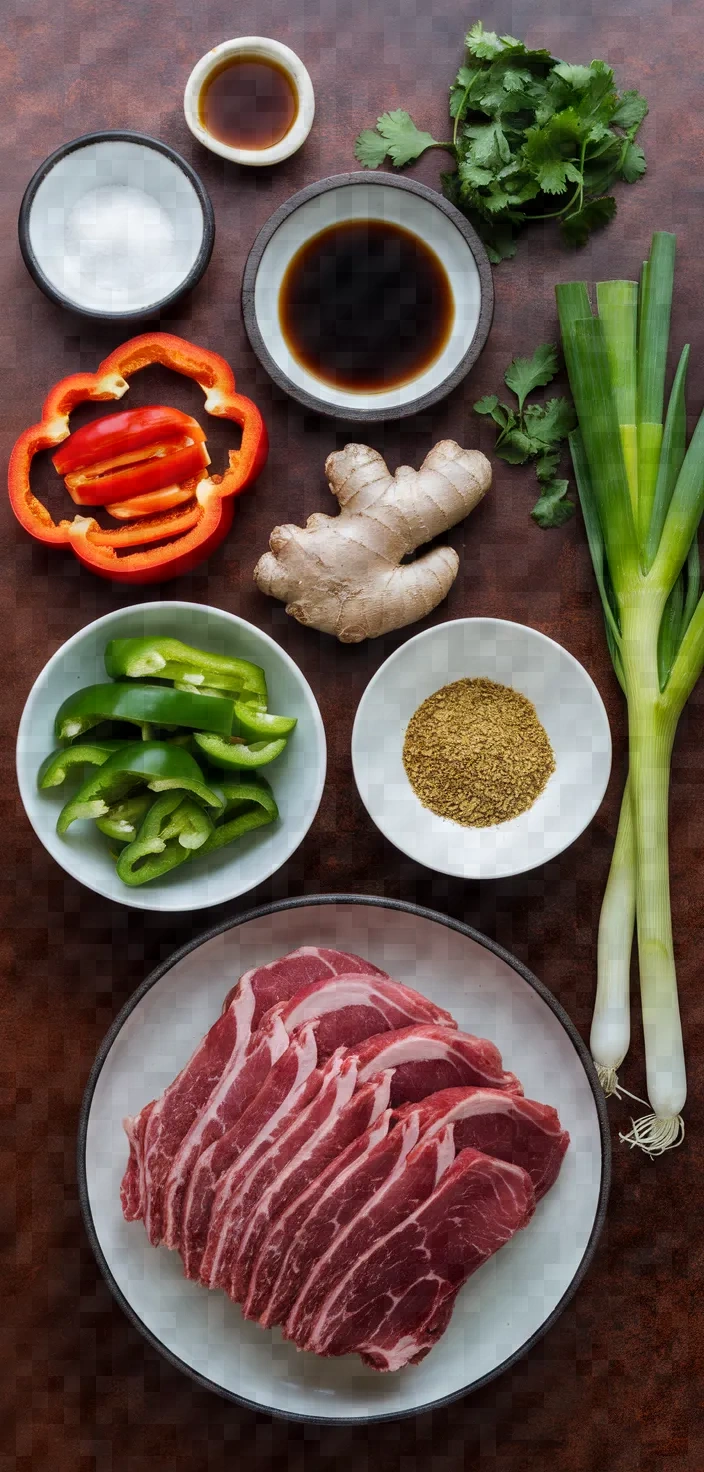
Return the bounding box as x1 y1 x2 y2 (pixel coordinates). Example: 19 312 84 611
636 232 676 550
557 231 704 1155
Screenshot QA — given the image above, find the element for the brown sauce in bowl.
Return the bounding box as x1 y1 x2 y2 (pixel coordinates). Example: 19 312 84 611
199 55 298 150
278 220 454 392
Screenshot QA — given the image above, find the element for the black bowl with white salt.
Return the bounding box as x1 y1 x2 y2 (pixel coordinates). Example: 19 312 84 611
18 129 214 319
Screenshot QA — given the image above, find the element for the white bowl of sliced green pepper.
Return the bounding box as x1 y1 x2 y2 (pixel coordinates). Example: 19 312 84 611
16 602 327 911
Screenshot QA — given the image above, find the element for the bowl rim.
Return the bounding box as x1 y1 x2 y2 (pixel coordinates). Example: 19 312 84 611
76 891 611 1425
351 616 613 879
241 172 495 422
18 129 216 320
15 600 327 912
183 36 315 166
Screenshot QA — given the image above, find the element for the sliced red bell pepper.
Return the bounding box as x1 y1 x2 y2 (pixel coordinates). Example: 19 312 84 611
52 405 206 474
8 334 268 584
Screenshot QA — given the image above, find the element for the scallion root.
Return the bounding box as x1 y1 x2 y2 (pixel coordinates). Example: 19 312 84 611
619 1112 685 1154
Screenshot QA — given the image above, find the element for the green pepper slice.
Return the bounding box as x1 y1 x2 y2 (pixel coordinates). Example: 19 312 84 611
38 740 124 789
116 794 215 886
56 741 223 834
233 702 297 740
95 792 155 843
104 638 268 704
193 732 287 770
198 779 279 854
55 683 235 742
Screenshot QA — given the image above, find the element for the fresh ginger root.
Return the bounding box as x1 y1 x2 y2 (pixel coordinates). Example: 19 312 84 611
253 441 491 642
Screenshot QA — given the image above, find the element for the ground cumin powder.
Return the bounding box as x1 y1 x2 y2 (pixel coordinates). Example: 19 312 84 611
403 677 555 827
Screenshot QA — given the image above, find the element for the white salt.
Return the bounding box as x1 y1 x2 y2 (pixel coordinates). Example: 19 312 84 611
63 184 177 306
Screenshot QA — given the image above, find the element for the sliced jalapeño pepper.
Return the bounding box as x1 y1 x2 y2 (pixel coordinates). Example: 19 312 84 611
193 732 287 770
104 637 268 704
116 793 215 885
198 779 279 855
54 682 234 741
38 740 124 789
95 792 155 843
56 741 222 834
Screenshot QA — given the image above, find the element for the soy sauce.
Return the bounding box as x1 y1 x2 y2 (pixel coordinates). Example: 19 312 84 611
199 56 298 150
279 220 454 392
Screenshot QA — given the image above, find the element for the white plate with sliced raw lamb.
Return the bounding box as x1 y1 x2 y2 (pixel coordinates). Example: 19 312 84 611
78 895 609 1423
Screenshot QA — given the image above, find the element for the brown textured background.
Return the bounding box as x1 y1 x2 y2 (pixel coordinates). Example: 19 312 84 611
2 1 703 1467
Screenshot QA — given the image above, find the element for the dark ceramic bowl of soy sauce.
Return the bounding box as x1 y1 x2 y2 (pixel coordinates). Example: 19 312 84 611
241 173 494 422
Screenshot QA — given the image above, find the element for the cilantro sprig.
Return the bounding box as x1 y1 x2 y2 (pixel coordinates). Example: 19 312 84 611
474 344 577 527
355 22 648 261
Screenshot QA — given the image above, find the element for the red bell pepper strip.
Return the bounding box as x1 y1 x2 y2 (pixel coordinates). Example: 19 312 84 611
52 405 206 474
55 405 210 507
8 334 268 584
105 484 197 520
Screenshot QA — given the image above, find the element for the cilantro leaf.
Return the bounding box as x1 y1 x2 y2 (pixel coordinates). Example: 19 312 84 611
494 429 538 464
354 129 392 169
523 397 577 444
504 344 558 409
552 62 594 90
535 449 561 482
523 109 587 193
611 89 649 130
465 23 514 61
531 480 575 527
354 111 439 169
464 121 512 167
620 141 646 183
474 395 515 430
560 195 617 246
474 394 500 414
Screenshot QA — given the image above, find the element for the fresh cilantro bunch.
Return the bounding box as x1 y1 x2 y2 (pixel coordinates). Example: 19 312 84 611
355 21 648 262
474 344 576 527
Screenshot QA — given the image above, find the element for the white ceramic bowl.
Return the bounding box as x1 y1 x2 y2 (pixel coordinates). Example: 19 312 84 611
78 896 609 1422
16 603 326 912
19 131 214 318
351 619 612 880
241 173 494 421
184 37 315 166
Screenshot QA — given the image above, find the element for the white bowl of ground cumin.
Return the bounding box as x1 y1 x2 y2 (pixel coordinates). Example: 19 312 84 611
351 618 612 880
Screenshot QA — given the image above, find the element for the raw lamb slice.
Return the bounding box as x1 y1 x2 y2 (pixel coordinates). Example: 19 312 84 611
253 1106 424 1330
249 1029 518 1327
394 1086 570 1200
180 1021 320 1281
120 1102 155 1221
125 980 256 1243
259 973 456 1062
200 1049 356 1289
306 1146 535 1368
221 947 389 1022
161 1011 290 1250
251 1112 396 1328
284 1117 454 1346
232 1070 393 1305
355 1025 523 1105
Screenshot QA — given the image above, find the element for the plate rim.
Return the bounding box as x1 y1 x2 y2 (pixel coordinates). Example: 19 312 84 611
240 172 495 422
76 892 611 1424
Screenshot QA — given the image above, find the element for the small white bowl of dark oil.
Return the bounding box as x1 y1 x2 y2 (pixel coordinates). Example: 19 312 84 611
184 37 315 166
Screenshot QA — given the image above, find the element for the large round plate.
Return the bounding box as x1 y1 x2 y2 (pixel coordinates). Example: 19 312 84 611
78 896 609 1423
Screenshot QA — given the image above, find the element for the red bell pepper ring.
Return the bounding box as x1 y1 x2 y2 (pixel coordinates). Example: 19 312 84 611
53 405 210 508
8 333 268 584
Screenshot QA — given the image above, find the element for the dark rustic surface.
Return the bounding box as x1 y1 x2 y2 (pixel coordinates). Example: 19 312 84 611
3 1 703 1469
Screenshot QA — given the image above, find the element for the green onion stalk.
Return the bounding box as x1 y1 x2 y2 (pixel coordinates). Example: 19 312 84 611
556 233 704 1154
